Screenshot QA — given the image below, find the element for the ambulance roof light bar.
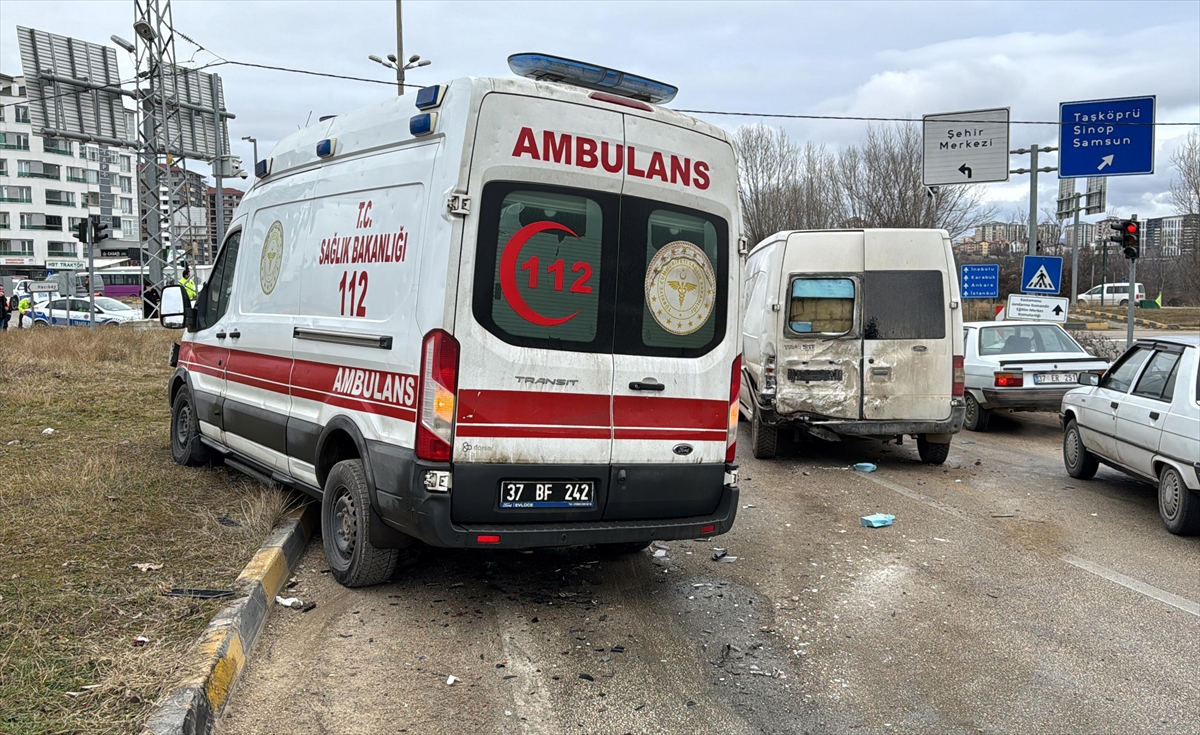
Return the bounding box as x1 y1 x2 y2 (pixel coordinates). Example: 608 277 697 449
507 53 677 105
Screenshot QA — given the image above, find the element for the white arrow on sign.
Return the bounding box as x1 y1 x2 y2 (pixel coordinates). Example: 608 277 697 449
1098 155 1114 171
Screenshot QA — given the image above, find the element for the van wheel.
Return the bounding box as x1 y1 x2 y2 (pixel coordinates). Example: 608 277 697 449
1159 466 1200 535
964 394 991 432
1119 299 1129 307
322 459 398 588
1062 420 1099 480
170 387 211 466
916 435 950 465
751 406 777 460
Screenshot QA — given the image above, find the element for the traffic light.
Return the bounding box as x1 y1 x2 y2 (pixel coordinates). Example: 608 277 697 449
73 218 89 242
1119 219 1140 260
89 215 112 243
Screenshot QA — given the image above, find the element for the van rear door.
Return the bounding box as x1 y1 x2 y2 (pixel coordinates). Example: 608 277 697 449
861 231 954 421
776 231 864 420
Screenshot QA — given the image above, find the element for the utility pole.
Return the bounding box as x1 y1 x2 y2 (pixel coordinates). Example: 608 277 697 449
211 73 224 253
1010 144 1058 255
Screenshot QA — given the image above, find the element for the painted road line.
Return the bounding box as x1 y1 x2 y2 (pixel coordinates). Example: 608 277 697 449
1063 554 1200 618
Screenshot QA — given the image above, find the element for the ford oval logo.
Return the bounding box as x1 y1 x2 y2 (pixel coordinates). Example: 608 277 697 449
673 444 694 456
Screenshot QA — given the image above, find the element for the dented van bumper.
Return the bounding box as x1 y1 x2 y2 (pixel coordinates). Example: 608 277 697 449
367 441 739 548
799 403 966 438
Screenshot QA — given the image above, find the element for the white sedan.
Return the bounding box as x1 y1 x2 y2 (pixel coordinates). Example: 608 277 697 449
1061 335 1200 535
962 321 1109 431
32 296 144 327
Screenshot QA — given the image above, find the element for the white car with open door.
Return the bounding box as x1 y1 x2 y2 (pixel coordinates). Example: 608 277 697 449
962 321 1108 431
741 229 965 464
1061 335 1200 535
157 54 745 587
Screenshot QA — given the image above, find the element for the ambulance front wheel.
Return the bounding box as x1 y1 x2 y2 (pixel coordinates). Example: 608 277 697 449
322 459 399 588
170 387 211 467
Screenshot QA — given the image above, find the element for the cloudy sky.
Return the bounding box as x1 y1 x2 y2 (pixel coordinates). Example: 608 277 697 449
3 0 1197 226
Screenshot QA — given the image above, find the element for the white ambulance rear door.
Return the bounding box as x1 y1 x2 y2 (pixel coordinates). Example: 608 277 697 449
454 92 623 466
612 115 739 465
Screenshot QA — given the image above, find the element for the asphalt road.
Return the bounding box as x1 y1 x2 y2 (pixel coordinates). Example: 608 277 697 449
220 414 1200 735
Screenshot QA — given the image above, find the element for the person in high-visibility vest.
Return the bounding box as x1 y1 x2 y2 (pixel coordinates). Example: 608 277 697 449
180 267 197 301
18 295 32 328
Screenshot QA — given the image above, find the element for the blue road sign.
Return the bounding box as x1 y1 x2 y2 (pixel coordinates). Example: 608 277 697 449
1021 255 1063 295
960 264 1000 299
1059 96 1155 179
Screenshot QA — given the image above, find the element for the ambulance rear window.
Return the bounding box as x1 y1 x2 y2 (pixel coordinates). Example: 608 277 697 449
473 183 617 353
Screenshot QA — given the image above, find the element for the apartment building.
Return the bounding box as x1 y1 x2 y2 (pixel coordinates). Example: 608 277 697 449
0 72 140 278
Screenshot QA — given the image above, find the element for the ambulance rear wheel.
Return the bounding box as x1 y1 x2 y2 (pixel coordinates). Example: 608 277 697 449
751 405 777 460
170 387 211 467
916 435 950 465
322 459 398 588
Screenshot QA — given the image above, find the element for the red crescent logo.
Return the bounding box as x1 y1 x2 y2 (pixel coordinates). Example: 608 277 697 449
499 221 581 327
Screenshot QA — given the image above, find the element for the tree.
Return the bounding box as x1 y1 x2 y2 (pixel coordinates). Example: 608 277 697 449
1170 129 1200 216
833 123 995 239
734 125 841 246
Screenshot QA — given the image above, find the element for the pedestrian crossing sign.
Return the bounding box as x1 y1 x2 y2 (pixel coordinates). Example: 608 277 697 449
1020 255 1063 295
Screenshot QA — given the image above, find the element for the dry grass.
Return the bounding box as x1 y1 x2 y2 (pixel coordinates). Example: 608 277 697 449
0 328 294 734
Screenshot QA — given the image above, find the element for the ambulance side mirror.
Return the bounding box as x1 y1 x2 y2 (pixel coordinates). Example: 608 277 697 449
159 285 192 330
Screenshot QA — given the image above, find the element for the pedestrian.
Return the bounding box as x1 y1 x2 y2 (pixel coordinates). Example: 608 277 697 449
0 286 9 331
142 279 160 319
18 293 33 329
180 266 197 301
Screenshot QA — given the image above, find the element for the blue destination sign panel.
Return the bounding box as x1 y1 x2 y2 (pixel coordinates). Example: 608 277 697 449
1059 96 1155 178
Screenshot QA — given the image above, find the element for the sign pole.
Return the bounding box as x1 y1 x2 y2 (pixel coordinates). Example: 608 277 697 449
1100 243 1108 307
1028 144 1039 256
1070 192 1082 303
86 219 95 331
1127 258 1136 348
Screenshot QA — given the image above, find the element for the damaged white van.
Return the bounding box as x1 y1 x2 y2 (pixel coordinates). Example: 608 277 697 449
158 54 744 587
740 229 965 464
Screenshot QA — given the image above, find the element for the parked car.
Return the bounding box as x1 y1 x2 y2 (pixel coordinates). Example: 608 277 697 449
741 228 964 464
1060 335 1200 535
1076 282 1146 307
32 296 144 327
962 321 1109 431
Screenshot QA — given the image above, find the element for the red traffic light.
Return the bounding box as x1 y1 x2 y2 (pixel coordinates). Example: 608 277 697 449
1125 223 1138 233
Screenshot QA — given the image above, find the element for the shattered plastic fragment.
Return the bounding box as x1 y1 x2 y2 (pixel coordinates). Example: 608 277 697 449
446 675 460 685
131 563 163 573
852 463 876 473
275 596 302 608
132 636 149 647
861 514 895 528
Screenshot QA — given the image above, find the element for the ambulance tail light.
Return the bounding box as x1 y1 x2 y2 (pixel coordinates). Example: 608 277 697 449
953 355 965 396
726 355 741 463
416 329 459 462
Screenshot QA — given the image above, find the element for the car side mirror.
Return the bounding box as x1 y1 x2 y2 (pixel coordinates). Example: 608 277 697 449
1077 373 1100 386
159 285 194 330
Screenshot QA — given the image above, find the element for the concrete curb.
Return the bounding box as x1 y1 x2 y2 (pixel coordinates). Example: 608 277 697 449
142 503 317 735
1075 307 1177 330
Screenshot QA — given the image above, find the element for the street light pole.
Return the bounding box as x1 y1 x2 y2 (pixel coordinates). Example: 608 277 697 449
396 0 404 96
242 135 258 177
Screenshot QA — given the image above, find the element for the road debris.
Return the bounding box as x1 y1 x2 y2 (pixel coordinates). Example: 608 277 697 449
131 563 163 573
446 675 460 686
711 549 727 561
579 673 595 681
42 428 55 435
990 514 1016 518
275 596 303 608
861 513 895 528
852 462 877 473
132 636 149 647
653 549 667 558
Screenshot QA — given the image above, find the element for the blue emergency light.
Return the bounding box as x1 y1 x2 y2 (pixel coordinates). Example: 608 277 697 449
316 138 337 158
410 112 437 136
415 84 446 110
507 53 677 104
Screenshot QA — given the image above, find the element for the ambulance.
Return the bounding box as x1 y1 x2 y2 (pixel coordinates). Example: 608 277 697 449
158 54 744 587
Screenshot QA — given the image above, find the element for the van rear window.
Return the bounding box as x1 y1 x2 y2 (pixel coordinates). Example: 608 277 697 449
789 278 855 334
862 270 945 340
